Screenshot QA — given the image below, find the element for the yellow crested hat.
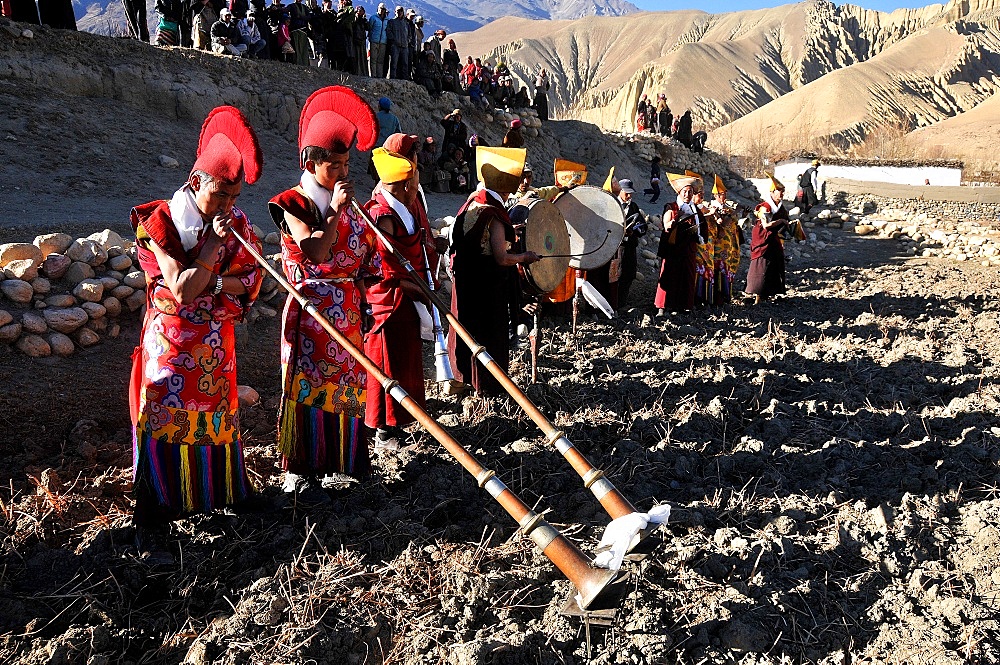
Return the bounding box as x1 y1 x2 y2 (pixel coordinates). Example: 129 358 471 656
684 170 704 192
767 172 785 191
712 174 726 195
554 158 588 188
667 172 698 193
371 147 415 184
477 146 526 193
602 166 618 194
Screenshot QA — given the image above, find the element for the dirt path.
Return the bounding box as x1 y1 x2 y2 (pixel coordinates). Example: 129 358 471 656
2 221 998 664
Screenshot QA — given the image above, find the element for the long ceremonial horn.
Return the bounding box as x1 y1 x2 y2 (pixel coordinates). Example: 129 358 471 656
229 227 621 610
349 200 645 535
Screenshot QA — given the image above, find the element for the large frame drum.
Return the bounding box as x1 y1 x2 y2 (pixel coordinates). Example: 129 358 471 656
511 198 571 295
553 185 625 270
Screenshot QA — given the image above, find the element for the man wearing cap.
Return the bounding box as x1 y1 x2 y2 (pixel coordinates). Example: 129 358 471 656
269 87 382 498
616 178 647 307
367 3 390 77
746 174 789 304
238 10 269 58
386 6 410 80
363 135 437 447
440 109 468 161
129 106 264 557
798 158 821 213
212 10 248 57
502 118 524 148
411 15 424 74
448 147 540 396
654 172 703 315
427 28 445 64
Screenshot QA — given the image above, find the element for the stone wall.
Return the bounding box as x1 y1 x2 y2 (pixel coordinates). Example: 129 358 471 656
0 233 145 357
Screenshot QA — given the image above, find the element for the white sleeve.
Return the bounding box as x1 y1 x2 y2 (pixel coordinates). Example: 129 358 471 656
811 169 819 192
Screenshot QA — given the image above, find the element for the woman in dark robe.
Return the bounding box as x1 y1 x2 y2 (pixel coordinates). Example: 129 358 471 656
448 147 539 395
654 173 703 315
746 174 789 304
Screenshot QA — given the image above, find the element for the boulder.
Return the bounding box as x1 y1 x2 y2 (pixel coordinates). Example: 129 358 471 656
159 155 180 168
855 225 876 236
108 254 132 272
82 302 107 319
99 276 120 291
108 322 121 338
111 285 135 299
125 290 147 312
73 279 104 303
123 271 147 289
102 296 122 317
48 332 75 357
76 328 100 347
0 309 11 327
4 259 38 281
16 334 51 357
1 279 34 304
66 239 108 267
41 254 72 279
238 385 260 407
0 322 21 344
30 277 51 296
64 261 95 284
88 317 108 334
45 294 77 307
33 233 73 256
264 232 280 245
88 230 126 252
43 307 89 334
0 242 43 268
21 311 47 334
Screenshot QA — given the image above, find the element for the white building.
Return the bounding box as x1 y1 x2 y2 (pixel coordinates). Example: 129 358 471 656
772 153 964 189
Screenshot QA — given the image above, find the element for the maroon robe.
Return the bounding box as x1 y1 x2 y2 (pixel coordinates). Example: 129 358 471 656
746 201 788 297
654 201 700 311
363 192 433 429
447 189 515 396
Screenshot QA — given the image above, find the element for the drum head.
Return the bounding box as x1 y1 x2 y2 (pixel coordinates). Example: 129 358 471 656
553 185 625 270
521 199 570 294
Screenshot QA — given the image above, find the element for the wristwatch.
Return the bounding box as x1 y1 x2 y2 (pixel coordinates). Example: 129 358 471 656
213 274 224 295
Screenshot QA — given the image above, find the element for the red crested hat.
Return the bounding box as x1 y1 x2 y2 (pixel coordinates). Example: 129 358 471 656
191 106 263 184
298 86 378 164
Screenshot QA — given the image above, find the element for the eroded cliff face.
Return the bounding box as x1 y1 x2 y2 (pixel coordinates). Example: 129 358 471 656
457 0 1000 156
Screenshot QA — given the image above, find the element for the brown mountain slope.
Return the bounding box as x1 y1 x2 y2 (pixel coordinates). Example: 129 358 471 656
455 0 970 131
908 92 1000 164
710 21 1000 157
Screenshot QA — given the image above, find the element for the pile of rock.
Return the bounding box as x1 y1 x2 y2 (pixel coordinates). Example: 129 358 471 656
801 204 1000 266
0 231 146 357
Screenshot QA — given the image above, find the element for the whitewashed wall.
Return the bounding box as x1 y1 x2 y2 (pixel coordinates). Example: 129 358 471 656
774 158 962 188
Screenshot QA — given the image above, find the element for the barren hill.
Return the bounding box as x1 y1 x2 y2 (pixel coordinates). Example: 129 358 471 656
455 0 1000 161
907 89 1000 164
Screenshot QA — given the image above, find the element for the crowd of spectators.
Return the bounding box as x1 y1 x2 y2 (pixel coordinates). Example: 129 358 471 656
635 94 707 153
114 0 552 117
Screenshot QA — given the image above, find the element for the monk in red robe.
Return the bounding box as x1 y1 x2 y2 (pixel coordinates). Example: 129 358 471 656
268 87 381 501
129 106 264 560
362 133 437 448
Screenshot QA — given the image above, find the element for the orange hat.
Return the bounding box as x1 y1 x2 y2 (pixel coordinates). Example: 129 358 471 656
191 106 262 184
383 132 420 159
298 86 378 166
554 158 587 188
684 170 703 192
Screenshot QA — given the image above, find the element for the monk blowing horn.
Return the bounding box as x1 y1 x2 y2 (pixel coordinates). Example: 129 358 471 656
349 200 648 542
228 227 621 609
419 228 455 383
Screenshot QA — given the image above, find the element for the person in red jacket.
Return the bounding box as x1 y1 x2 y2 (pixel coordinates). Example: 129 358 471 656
746 173 789 304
